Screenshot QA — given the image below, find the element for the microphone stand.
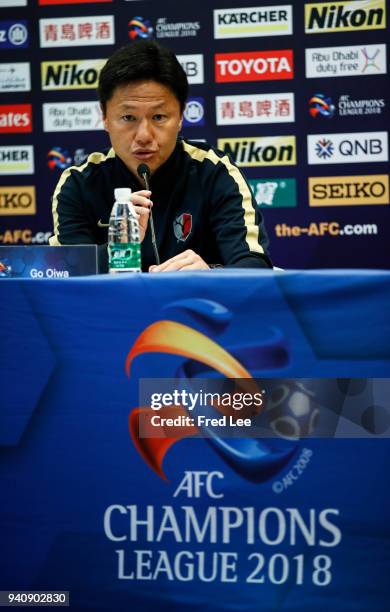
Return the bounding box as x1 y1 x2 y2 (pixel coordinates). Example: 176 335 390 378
137 164 160 266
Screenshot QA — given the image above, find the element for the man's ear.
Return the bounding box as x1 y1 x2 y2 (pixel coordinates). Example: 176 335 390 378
178 115 183 131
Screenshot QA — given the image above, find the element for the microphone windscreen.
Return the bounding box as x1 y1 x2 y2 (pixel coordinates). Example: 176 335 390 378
137 163 151 179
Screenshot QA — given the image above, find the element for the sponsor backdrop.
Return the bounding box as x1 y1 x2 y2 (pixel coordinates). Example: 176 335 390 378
1 271 390 609
0 0 389 267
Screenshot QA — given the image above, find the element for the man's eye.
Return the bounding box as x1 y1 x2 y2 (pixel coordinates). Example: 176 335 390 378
122 115 135 122
153 114 166 121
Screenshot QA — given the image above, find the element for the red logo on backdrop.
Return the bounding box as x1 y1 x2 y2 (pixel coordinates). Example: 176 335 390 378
38 0 112 5
0 104 32 133
215 50 294 83
173 213 192 242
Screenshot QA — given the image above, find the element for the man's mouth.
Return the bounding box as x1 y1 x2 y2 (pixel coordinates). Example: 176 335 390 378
133 150 157 160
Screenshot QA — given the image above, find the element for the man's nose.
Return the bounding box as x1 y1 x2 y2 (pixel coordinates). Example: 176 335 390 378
135 119 153 145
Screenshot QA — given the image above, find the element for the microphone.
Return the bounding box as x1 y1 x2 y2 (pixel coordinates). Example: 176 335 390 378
137 163 160 266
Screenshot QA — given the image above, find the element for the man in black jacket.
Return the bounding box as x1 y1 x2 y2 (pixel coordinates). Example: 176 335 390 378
50 40 272 272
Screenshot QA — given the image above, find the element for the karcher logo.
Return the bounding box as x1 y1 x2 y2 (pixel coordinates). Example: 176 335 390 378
0 186 36 215
41 59 106 90
214 5 293 38
305 0 386 34
308 175 389 206
217 136 296 166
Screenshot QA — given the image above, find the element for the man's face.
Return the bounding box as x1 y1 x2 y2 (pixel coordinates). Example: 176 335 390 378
102 80 183 177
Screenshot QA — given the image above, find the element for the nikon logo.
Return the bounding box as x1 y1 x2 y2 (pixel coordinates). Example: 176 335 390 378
0 186 36 215
41 59 106 90
217 136 296 166
309 175 389 206
305 0 386 33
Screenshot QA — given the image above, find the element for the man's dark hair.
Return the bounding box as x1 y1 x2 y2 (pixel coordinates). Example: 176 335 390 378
98 40 189 114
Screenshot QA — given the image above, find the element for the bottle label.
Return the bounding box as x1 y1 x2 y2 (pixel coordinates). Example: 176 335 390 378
108 242 141 272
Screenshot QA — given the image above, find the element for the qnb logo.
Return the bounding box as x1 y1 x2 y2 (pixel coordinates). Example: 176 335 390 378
128 16 153 40
305 0 386 33
177 55 204 85
309 132 388 164
339 139 383 156
315 138 334 159
309 94 335 118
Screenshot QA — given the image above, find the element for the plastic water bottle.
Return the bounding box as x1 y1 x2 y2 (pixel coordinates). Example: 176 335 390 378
108 188 141 273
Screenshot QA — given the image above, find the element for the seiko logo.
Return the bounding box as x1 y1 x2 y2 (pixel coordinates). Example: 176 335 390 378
305 0 386 33
308 175 389 206
215 50 293 82
0 187 36 215
217 137 296 166
41 60 106 90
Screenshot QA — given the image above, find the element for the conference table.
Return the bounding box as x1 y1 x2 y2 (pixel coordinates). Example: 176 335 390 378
1 270 389 611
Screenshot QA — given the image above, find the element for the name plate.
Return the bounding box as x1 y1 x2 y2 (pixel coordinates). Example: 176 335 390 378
0 245 98 279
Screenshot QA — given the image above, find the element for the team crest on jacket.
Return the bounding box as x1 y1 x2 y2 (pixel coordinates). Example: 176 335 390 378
173 213 192 242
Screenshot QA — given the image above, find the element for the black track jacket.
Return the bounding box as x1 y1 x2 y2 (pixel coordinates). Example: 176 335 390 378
50 139 272 271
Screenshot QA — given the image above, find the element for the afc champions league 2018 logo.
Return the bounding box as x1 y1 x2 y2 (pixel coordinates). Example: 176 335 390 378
128 16 153 40
124 298 323 483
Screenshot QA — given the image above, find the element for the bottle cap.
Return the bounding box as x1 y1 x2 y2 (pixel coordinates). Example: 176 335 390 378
114 188 132 202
